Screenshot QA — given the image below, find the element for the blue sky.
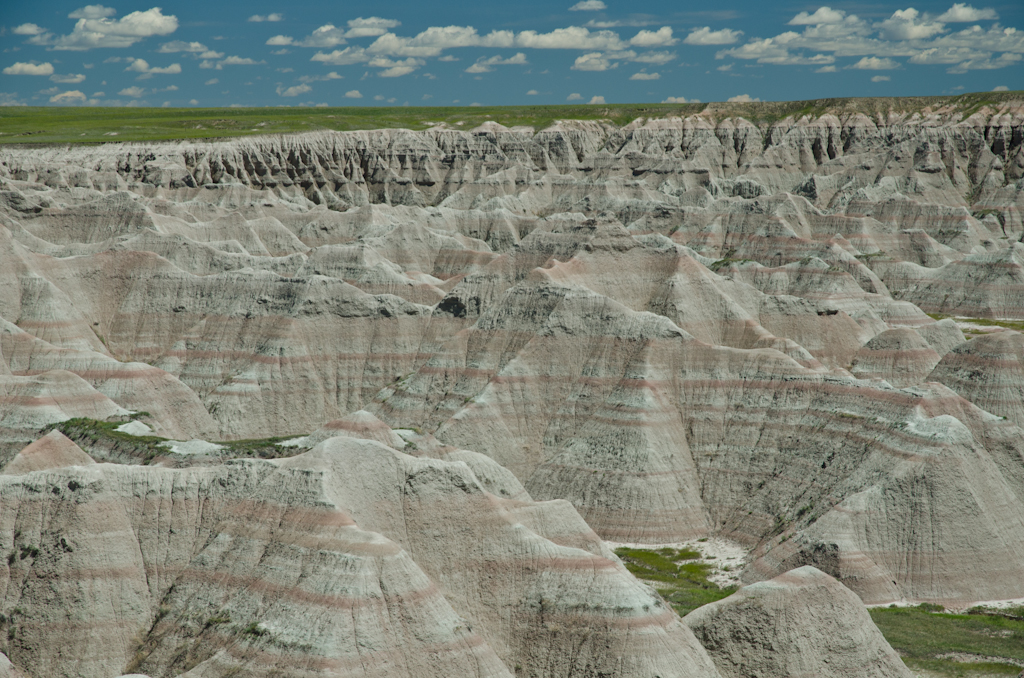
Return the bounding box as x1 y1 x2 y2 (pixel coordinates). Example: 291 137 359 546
1 1 1021 107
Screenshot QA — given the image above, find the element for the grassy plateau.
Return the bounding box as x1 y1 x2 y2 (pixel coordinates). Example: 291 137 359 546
0 90 1019 146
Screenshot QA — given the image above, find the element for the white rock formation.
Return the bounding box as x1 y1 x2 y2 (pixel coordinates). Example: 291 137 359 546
684 566 912 678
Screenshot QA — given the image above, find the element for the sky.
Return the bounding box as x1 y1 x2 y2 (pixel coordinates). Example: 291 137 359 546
1 0 1021 107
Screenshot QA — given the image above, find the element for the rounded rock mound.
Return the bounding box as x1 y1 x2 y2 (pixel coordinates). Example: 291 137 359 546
684 566 912 678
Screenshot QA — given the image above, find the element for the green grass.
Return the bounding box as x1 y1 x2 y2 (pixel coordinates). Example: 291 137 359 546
42 417 305 463
869 605 1024 677
926 313 1024 333
614 547 736 616
1 90 1020 146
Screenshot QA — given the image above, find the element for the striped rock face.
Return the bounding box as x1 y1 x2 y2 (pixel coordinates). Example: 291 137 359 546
0 100 1023 675
0 435 719 678
684 566 913 678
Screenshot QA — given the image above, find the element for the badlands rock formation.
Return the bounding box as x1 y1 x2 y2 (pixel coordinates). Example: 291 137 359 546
684 566 912 678
0 94 1023 675
0 434 719 678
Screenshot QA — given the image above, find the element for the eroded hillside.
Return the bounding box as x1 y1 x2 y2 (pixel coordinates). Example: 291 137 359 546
0 96 1023 677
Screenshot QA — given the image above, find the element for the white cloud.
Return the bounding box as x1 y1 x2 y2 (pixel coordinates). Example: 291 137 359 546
276 83 312 97
569 0 607 10
50 89 87 103
13 23 46 35
876 9 945 41
294 24 348 48
758 53 834 65
3 62 54 76
588 95 606 104
465 52 527 73
119 85 146 96
684 27 743 45
717 63 733 71
0 93 28 107
346 17 401 38
189 98 198 104
248 13 283 22
909 46 986 63
158 40 207 53
50 8 179 50
50 73 86 83
345 89 363 98
662 96 697 103
377 61 423 77
630 27 677 47
205 78 218 85
848 56 900 69
125 59 182 78
68 5 116 19
311 47 370 65
567 92 583 100
947 51 1021 72
571 52 616 70
789 7 846 25
992 85 1008 90
937 4 997 22
214 56 266 70
438 55 459 61
871 75 890 81
516 26 627 50
816 65 837 72
631 50 676 64
708 5 1021 77
727 94 760 102
629 71 660 79
299 71 344 82
267 35 294 46
526 89 539 95
368 26 511 57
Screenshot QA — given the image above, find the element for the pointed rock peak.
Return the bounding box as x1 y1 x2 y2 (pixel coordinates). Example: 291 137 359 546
470 121 510 135
310 409 407 449
3 430 96 476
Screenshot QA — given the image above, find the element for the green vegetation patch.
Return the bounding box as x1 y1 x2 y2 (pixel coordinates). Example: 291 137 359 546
42 417 306 464
869 604 1024 677
614 546 736 616
926 313 1024 333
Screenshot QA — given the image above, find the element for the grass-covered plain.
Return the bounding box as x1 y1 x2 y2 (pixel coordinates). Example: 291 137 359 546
0 90 1019 146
